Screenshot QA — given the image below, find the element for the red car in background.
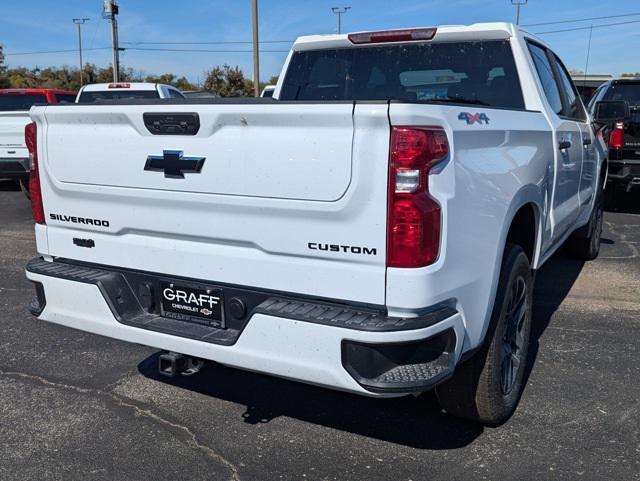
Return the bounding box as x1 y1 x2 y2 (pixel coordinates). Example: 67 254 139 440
0 88 77 193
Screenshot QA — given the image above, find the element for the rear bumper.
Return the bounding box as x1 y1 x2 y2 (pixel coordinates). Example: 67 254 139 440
0 157 29 179
607 159 640 189
26 257 465 396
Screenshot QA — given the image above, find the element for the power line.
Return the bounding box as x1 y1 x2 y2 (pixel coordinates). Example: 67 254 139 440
124 47 289 53
524 12 640 27
4 45 290 56
121 40 293 45
534 19 640 35
4 47 111 56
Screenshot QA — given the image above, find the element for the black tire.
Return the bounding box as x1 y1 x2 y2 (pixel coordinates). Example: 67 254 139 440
19 177 30 200
566 180 604 260
436 244 533 425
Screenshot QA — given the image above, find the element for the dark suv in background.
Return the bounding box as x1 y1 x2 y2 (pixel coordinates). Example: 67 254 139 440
589 79 640 201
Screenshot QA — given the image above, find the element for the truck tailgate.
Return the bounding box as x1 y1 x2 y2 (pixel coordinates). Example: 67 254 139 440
33 103 391 305
44 104 354 201
0 111 30 150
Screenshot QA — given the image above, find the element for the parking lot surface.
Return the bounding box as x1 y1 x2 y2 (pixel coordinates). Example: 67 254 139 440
1 179 639 481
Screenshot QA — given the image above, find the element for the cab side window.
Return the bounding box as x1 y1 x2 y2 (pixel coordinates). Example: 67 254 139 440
551 54 587 122
527 42 563 116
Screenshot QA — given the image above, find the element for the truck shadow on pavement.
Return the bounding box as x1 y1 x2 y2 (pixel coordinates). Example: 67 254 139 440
524 250 586 388
137 250 587 450
605 188 640 214
138 351 484 449
0 179 20 192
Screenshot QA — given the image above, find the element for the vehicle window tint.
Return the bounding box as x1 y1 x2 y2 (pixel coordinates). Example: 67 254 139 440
603 82 640 105
588 83 607 113
527 43 563 115
552 54 586 121
55 94 77 103
78 90 160 102
280 40 525 109
168 89 184 98
0 94 47 111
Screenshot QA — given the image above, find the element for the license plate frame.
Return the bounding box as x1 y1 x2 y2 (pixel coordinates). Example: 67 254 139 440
158 280 225 328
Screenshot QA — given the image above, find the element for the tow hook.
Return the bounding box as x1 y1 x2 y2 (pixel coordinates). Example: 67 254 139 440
158 351 205 377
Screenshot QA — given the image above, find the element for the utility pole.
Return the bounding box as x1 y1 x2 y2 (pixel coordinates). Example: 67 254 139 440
72 18 90 86
331 7 351 34
251 0 260 97
103 0 120 82
510 0 527 26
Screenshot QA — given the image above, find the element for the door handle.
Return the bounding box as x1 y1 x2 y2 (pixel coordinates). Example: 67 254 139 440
583 138 592 146
558 140 572 150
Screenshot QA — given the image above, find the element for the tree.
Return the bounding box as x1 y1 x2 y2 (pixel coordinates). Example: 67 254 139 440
144 73 197 91
0 45 8 88
203 64 253 97
621 72 640 78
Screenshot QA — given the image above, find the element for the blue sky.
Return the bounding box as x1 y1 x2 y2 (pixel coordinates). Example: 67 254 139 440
2 0 640 85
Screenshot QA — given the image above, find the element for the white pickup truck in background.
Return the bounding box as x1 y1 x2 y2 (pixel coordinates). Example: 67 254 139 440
25 23 605 425
75 82 185 102
0 88 76 191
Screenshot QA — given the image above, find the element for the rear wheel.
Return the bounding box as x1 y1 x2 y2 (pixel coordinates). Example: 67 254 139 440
567 179 603 260
436 244 533 425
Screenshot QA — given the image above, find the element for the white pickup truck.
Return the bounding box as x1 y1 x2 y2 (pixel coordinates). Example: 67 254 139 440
75 82 185 102
0 88 76 189
25 23 605 425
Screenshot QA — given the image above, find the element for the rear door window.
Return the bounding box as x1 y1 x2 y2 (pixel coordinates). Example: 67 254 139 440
167 88 184 98
280 40 525 109
0 94 47 111
527 43 563 116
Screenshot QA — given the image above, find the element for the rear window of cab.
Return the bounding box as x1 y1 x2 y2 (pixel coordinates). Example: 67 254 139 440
279 40 525 110
0 94 47 111
78 90 160 102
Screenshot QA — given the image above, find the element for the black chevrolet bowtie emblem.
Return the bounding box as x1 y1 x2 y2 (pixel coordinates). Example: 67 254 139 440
144 150 206 179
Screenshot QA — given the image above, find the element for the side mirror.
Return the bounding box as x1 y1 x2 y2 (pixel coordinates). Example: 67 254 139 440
593 100 629 122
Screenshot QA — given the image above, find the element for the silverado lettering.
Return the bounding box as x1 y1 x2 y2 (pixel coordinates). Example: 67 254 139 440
49 213 110 227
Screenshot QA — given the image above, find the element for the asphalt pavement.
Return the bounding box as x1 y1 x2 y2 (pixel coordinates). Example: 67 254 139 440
1 178 639 481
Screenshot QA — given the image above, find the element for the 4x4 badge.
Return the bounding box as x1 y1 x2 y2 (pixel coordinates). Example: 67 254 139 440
144 150 206 179
458 112 490 125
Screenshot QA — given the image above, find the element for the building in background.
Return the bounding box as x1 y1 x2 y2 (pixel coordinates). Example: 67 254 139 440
571 73 614 104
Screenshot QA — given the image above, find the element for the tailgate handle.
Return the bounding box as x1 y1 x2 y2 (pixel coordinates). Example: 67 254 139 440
143 113 200 136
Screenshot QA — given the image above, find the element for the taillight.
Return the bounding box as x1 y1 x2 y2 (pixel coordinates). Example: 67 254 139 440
348 28 437 44
25 122 45 224
609 121 624 150
108 83 131 88
387 127 448 268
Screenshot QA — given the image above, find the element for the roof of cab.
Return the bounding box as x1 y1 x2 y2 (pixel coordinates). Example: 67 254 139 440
0 88 77 95
292 22 519 51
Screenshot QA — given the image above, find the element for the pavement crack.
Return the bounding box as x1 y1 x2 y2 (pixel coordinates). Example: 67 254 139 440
604 221 639 259
0 369 241 481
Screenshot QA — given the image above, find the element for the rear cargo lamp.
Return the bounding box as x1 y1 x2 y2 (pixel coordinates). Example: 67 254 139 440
348 28 437 44
108 83 131 88
387 127 448 268
609 121 624 150
25 121 45 224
